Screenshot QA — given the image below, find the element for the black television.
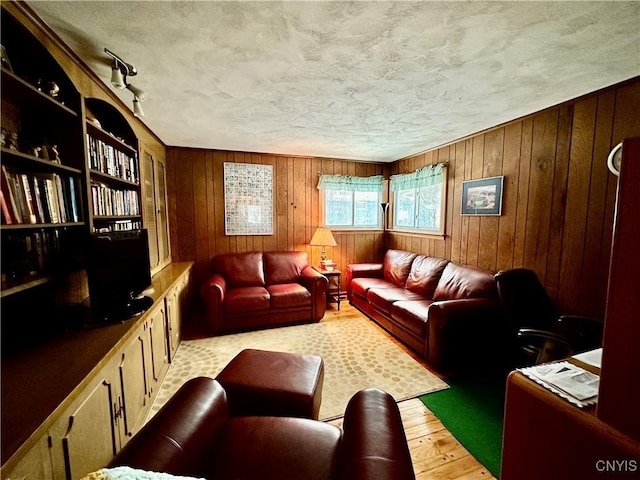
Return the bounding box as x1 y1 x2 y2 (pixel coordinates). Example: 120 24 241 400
86 229 153 322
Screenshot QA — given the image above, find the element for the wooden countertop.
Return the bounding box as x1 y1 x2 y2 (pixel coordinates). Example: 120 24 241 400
1 262 192 467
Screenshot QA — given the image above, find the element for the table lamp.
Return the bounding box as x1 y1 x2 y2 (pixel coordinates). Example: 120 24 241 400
309 227 337 270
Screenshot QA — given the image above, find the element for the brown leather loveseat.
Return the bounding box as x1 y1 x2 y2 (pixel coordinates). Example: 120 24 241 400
108 377 416 480
201 251 328 333
346 249 506 370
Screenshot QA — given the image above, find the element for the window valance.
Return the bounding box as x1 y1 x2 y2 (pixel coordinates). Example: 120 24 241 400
317 174 384 192
390 164 444 191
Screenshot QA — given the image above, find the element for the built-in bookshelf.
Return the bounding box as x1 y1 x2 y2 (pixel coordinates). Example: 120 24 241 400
1 10 85 296
84 99 142 233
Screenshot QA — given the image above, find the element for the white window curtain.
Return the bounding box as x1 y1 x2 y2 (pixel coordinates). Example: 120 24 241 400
317 174 384 192
390 164 444 191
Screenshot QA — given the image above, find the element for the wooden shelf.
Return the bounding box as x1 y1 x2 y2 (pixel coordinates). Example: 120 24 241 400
1 275 52 298
1 222 84 231
89 169 139 187
1 67 78 118
86 119 136 154
1 147 82 175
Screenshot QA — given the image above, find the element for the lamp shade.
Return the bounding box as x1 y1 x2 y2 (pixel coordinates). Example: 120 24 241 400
133 97 144 117
309 227 337 247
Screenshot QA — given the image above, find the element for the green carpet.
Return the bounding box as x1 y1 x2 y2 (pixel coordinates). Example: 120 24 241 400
420 373 507 477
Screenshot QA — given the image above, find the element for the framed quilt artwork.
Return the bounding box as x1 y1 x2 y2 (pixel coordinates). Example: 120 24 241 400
223 162 274 235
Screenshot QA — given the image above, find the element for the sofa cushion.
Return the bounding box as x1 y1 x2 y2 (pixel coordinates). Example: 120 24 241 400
264 251 309 285
383 250 417 287
213 252 265 288
211 416 341 480
391 300 433 337
367 287 425 315
224 287 270 313
433 263 497 301
405 256 450 298
351 278 395 299
268 283 312 308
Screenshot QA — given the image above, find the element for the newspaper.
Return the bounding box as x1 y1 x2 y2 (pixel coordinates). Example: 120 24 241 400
572 348 602 368
519 361 599 407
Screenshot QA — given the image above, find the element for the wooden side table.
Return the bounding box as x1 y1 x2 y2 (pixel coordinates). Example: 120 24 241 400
313 267 341 310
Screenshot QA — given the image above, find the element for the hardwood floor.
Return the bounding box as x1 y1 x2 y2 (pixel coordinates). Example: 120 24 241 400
325 303 497 480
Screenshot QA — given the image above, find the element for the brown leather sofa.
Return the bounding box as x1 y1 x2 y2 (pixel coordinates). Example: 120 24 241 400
346 249 506 371
108 377 415 480
201 251 328 333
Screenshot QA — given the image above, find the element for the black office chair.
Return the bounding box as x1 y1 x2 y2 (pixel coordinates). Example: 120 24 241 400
494 268 603 366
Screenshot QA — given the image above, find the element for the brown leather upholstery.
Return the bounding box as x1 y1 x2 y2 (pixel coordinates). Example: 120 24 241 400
109 377 415 480
346 250 505 370
263 251 308 284
383 249 417 285
433 263 498 300
405 255 449 297
340 388 416 480
109 377 229 478
212 252 265 287
213 416 342 480
216 349 324 419
201 251 328 333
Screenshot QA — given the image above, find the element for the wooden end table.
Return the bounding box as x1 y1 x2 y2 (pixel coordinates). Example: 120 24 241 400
313 267 341 310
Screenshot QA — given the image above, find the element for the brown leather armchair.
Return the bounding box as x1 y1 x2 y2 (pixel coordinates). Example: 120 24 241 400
109 377 416 480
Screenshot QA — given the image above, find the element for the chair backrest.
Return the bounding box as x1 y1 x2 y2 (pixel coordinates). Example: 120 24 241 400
494 268 557 332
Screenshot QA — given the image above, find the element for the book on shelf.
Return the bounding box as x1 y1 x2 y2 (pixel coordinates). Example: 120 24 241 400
90 182 140 216
0 189 12 224
1 166 20 224
0 167 80 226
19 174 37 224
86 133 138 183
30 177 47 224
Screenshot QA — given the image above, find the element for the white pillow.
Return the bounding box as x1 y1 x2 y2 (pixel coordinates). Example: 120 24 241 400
80 466 204 480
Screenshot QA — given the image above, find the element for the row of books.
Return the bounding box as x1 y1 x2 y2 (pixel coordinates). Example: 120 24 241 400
95 219 143 233
86 133 139 184
2 228 66 282
1 166 81 226
91 182 140 217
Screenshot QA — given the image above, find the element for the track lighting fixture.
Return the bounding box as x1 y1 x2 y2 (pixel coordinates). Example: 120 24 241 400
105 48 147 117
105 48 136 90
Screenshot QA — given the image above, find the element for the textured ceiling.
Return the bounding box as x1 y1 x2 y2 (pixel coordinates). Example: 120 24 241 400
25 1 640 162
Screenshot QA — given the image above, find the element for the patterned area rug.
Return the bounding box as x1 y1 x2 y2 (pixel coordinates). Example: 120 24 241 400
151 315 448 421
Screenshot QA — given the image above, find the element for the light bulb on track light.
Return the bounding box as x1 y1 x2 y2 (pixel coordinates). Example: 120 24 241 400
133 96 144 118
110 64 126 89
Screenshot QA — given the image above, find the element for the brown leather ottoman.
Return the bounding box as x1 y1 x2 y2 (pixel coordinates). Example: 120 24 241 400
216 349 324 419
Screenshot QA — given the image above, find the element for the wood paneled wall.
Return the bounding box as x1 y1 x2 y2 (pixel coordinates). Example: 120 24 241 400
167 79 639 319
165 150 385 288
386 79 640 319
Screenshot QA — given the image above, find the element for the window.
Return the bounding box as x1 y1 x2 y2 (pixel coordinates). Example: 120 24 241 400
318 174 384 229
390 164 446 234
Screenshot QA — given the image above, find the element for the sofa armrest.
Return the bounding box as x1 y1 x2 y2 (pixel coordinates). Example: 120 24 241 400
339 388 415 480
345 263 384 299
427 298 507 370
200 274 226 332
109 377 229 478
300 266 329 321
